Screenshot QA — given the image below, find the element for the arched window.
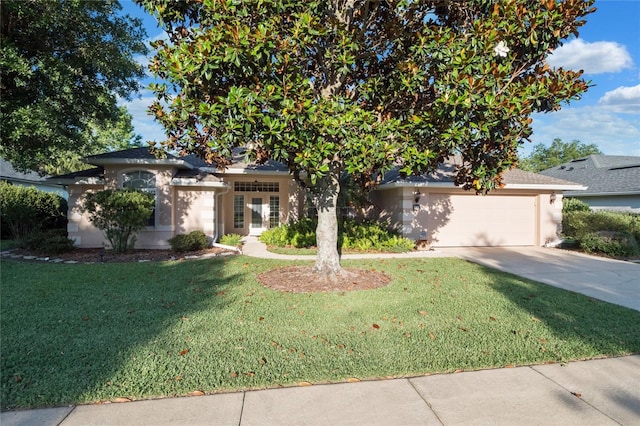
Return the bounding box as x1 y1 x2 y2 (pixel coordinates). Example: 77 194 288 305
122 171 156 226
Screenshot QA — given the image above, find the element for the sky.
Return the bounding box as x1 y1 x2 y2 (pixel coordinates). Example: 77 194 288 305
119 0 640 157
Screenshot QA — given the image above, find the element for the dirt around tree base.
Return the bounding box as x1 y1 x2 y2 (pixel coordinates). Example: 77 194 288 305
258 266 392 293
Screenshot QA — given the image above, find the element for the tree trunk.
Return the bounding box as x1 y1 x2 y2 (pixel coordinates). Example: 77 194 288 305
311 164 343 276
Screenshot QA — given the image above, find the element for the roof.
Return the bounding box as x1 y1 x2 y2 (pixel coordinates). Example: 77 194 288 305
0 158 47 183
538 155 640 196
379 157 585 191
85 147 194 169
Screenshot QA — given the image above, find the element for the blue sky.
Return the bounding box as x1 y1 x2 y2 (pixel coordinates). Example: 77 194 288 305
120 0 640 157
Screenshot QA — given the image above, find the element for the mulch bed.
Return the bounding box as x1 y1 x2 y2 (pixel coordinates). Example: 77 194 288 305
9 247 230 263
258 266 392 293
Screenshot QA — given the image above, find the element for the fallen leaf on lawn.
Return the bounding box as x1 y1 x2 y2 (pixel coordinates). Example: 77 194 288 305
489 316 497 321
454 369 463 373
571 392 582 398
188 390 205 396
175 376 182 381
539 338 548 343
404 333 411 338
259 357 267 364
429 333 436 340
245 371 255 377
372 323 380 329
419 310 428 316
14 374 22 383
258 316 264 321
179 349 189 356
531 316 541 322
458 326 468 332
113 397 131 403
181 316 189 321
347 378 360 382
82 316 90 321
505 364 515 368
230 372 238 378
298 381 313 386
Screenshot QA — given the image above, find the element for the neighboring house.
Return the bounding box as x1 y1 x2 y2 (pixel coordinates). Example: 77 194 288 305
538 155 640 213
49 147 584 249
0 158 68 199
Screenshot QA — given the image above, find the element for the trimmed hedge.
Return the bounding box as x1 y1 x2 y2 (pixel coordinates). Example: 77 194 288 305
168 230 210 252
562 197 590 213
0 181 67 240
260 219 414 252
563 210 640 258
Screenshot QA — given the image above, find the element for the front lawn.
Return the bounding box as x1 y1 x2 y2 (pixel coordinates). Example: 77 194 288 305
2 256 639 410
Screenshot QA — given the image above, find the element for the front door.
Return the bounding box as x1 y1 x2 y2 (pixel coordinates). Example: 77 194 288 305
250 197 263 231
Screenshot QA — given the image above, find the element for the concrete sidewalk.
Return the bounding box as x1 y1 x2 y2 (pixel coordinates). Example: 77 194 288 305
3 355 639 426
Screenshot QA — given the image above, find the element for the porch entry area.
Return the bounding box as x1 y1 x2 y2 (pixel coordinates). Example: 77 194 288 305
232 181 281 236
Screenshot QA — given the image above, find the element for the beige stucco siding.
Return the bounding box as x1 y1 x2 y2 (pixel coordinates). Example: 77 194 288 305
374 187 563 247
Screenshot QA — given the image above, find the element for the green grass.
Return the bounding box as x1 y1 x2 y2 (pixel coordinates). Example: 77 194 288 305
2 256 639 410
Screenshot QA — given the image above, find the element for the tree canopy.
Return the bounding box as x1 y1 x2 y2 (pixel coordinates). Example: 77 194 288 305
138 0 594 275
519 138 603 172
0 0 148 173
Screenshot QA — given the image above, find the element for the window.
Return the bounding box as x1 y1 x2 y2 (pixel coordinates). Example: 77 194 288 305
233 195 244 228
122 171 156 226
269 196 280 228
234 181 279 192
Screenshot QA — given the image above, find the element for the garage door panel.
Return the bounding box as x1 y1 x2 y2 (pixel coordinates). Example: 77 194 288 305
426 194 535 247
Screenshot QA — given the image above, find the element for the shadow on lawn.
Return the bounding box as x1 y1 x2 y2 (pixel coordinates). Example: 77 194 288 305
476 262 640 357
0 257 245 410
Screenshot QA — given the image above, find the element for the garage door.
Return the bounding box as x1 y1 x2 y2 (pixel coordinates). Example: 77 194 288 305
426 194 536 247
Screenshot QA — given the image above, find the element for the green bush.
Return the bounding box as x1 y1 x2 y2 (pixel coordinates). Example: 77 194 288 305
219 233 243 247
0 181 67 239
16 229 75 254
168 230 210 252
260 219 414 252
580 231 639 258
81 189 155 254
562 197 590 213
563 210 640 241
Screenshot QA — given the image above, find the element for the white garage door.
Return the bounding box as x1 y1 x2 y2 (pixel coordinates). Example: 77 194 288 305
426 194 536 247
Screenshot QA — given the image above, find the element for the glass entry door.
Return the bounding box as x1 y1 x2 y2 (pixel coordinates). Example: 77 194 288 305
250 198 263 229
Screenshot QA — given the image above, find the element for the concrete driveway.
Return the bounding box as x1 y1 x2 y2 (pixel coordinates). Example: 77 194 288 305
442 247 640 311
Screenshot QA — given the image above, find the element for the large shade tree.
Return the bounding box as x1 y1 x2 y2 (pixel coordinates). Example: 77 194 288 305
0 0 148 173
519 138 602 172
138 0 594 276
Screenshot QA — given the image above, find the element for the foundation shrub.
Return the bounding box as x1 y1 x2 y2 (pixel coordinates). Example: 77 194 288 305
168 230 210 252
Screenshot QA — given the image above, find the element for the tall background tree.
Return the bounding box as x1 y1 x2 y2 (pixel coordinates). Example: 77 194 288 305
0 0 148 173
519 138 603 172
138 0 594 276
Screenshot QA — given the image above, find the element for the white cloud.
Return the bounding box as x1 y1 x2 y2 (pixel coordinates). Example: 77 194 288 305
118 91 167 144
548 39 633 74
528 106 640 156
598 84 640 113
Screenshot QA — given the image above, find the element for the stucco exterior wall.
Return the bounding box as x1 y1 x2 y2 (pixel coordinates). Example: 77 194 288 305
372 187 563 247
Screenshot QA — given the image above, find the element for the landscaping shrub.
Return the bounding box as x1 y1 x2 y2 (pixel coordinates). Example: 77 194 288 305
0 181 67 240
81 189 155 254
260 218 414 252
219 233 243 247
168 230 210 252
563 210 640 258
563 210 640 241
562 197 590 213
16 229 75 254
580 231 639 258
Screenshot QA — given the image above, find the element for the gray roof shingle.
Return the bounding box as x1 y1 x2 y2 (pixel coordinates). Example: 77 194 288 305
539 155 640 195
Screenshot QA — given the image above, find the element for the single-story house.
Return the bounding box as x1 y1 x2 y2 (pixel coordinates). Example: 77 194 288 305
49 147 584 249
538 155 640 213
1 157 68 199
